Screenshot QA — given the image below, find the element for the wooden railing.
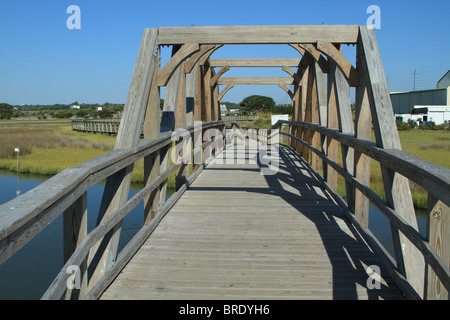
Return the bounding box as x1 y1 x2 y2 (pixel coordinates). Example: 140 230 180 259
72 118 121 134
221 115 259 121
253 120 449 300
0 120 235 300
70 116 258 135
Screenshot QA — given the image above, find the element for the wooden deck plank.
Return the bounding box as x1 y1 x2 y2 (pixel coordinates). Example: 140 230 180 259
100 146 405 300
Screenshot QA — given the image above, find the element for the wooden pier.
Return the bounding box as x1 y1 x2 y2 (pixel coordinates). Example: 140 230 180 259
0 25 448 300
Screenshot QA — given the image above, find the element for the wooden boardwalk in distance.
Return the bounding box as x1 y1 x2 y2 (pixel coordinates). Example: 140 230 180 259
101 144 405 300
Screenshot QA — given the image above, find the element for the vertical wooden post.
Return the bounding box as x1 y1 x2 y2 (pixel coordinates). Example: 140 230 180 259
143 48 161 224
203 61 213 160
314 61 328 178
302 65 313 161
354 49 372 228
175 62 188 190
87 29 159 290
193 63 204 172
310 64 321 171
425 195 449 300
63 192 87 299
359 26 425 297
326 60 339 193
186 61 198 177
296 65 308 155
333 59 355 211
291 83 299 149
160 45 183 203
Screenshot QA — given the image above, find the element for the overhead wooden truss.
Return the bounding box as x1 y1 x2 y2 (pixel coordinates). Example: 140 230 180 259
88 25 431 299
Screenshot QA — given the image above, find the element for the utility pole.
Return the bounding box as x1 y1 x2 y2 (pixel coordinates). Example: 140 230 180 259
413 69 418 91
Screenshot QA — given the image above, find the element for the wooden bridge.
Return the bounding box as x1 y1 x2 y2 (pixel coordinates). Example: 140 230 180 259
0 25 449 300
70 116 258 135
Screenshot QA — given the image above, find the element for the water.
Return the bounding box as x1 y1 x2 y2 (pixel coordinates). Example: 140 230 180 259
0 170 172 300
0 171 428 299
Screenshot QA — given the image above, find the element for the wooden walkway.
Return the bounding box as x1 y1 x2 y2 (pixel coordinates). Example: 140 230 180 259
100 145 405 300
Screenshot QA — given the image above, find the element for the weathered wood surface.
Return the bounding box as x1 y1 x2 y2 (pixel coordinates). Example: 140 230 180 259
210 58 301 67
101 145 405 300
158 25 359 45
217 77 294 85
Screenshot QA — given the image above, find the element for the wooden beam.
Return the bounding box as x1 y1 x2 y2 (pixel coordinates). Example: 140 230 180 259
63 192 87 299
184 45 221 73
143 47 161 225
157 42 200 86
88 28 159 290
316 41 359 86
326 60 339 192
354 48 372 228
210 66 230 86
333 63 355 211
426 196 449 300
218 83 234 101
217 77 294 85
298 44 329 73
358 25 425 297
210 58 301 67
278 83 294 100
158 25 360 45
281 66 302 84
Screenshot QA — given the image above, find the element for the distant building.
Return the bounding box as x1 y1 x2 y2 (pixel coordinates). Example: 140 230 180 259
70 105 80 110
97 106 103 111
390 87 449 114
391 70 450 114
396 106 450 125
436 70 450 89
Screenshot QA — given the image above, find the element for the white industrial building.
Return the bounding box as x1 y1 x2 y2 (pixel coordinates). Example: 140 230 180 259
391 70 450 125
395 106 450 125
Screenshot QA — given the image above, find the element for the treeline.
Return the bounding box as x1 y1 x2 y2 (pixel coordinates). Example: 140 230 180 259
0 102 125 120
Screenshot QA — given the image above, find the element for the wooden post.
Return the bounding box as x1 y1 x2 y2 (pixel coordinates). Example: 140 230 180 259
326 59 339 193
359 26 425 297
310 64 321 171
143 48 161 224
203 61 213 160
300 65 311 158
333 58 355 211
425 195 449 300
87 29 159 290
175 62 188 190
314 60 328 179
160 45 183 203
185 60 198 176
63 192 87 299
354 49 372 228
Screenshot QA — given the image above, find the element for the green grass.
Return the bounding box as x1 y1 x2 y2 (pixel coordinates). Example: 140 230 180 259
0 124 177 186
1 122 448 208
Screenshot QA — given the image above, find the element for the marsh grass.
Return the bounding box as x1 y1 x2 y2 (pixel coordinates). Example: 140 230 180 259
1 123 448 207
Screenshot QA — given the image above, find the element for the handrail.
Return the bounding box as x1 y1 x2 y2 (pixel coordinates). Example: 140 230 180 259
274 120 450 206
0 120 233 299
268 120 450 298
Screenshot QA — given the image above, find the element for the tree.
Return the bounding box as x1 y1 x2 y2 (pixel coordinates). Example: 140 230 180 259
0 103 13 119
98 109 113 118
239 95 275 114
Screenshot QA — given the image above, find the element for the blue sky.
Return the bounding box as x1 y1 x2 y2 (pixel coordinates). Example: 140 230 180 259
0 0 449 105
